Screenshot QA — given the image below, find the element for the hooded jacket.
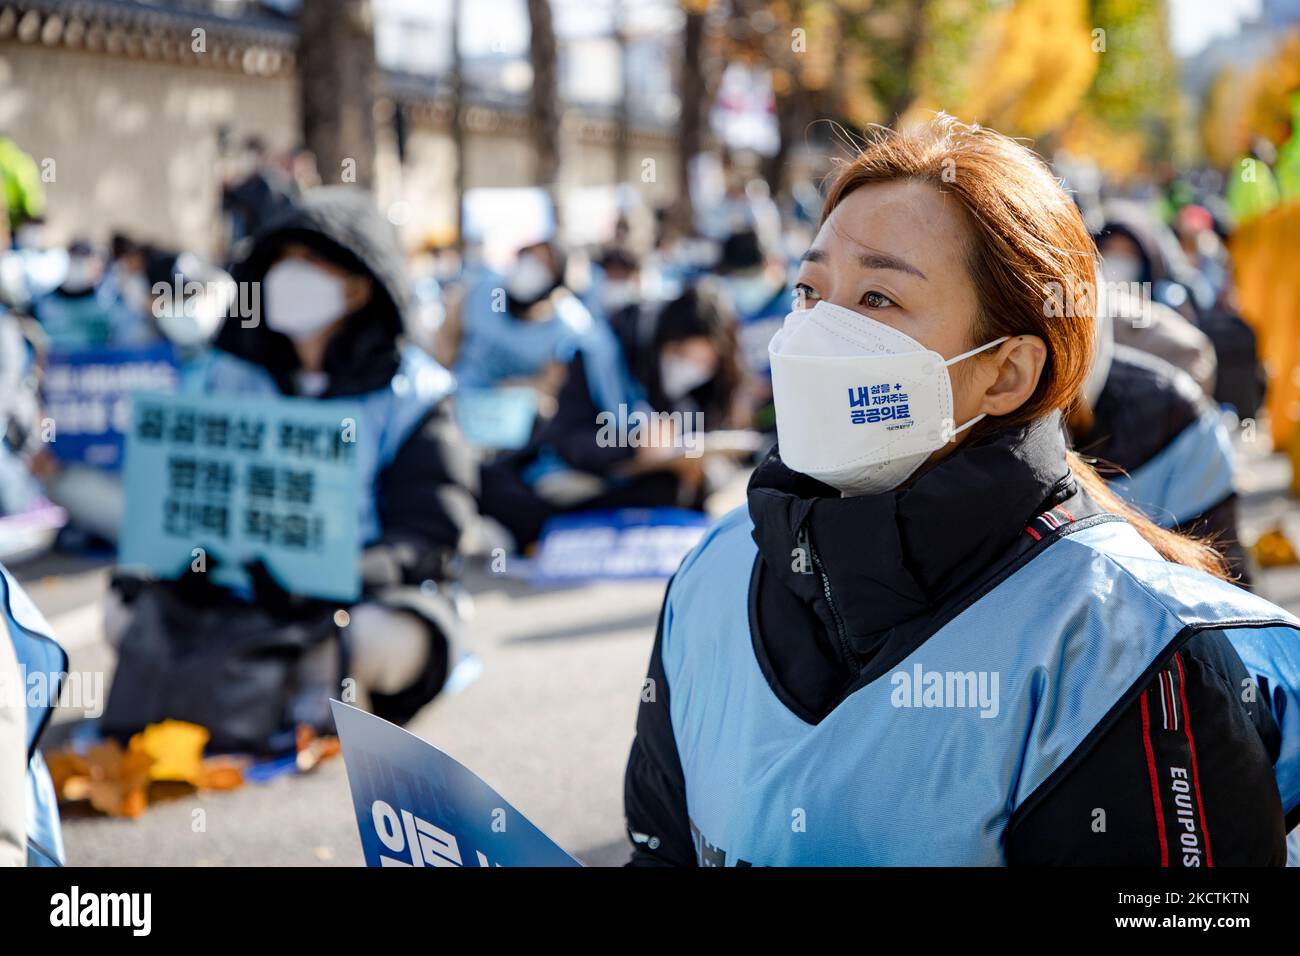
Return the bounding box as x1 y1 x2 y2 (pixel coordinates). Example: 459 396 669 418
1078 345 1249 584
1097 203 1218 394
625 417 1289 865
209 188 477 586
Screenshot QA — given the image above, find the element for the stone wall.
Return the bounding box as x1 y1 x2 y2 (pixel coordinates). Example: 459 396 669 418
0 38 681 257
0 41 297 256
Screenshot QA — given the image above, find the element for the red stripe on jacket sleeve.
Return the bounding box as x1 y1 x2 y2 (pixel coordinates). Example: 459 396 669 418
1139 690 1170 867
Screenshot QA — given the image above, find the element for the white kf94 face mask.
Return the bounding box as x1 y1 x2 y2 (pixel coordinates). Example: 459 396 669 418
263 258 351 341
768 299 1008 495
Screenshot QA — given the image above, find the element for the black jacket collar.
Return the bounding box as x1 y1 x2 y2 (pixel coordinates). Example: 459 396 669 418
748 413 1074 658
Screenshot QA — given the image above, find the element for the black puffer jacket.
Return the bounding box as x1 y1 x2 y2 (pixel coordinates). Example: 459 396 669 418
214 187 477 584
625 416 1290 865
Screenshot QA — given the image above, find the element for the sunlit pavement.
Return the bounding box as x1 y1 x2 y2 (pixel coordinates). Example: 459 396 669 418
22 446 1299 866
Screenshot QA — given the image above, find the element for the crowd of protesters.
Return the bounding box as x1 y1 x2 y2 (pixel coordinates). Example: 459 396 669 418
0 124 1287 865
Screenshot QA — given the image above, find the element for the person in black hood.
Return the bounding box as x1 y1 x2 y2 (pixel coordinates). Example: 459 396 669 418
106 188 478 738
624 118 1298 867
1094 202 1219 395
1071 329 1251 586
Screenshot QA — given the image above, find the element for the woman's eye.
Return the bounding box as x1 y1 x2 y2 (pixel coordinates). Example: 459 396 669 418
862 290 897 310
792 284 818 310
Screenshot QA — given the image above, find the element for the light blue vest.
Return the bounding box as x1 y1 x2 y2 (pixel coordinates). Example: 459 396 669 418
663 508 1300 866
189 344 454 544
454 276 593 390
2 565 67 866
32 292 115 352
1108 409 1237 528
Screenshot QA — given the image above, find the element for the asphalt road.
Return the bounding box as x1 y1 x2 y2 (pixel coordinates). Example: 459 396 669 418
20 438 1300 866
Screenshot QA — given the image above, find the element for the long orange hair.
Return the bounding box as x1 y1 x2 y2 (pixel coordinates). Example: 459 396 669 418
821 115 1227 578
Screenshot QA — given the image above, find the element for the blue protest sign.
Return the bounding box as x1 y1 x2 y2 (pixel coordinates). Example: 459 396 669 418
330 701 582 867
119 391 363 601
530 507 711 583
455 387 538 450
44 344 180 469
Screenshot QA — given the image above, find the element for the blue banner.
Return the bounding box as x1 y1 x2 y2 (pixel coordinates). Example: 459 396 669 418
119 391 363 601
331 701 581 867
530 507 711 583
44 344 180 469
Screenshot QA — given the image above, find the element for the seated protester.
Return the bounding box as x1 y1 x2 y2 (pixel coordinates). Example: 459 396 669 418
435 239 591 401
96 234 161 348
718 229 789 372
104 188 478 744
39 252 231 546
717 229 790 431
1071 319 1250 585
150 250 231 362
29 240 116 352
0 217 66 312
625 117 1300 867
1096 212 1218 396
479 286 743 550
587 247 648 361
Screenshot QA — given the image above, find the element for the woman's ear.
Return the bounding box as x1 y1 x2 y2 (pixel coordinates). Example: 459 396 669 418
977 335 1047 417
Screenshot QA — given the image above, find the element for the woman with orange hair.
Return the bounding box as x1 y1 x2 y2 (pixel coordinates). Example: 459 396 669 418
623 116 1300 866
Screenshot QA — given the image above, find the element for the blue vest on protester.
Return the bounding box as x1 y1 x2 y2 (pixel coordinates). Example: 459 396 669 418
31 291 115 352
2 565 66 866
188 344 454 544
661 508 1300 866
453 275 593 390
1108 409 1237 528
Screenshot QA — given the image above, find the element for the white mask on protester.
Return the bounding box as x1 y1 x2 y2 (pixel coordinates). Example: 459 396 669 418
506 254 555 303
599 280 639 315
768 300 1008 495
263 258 350 340
726 274 777 316
62 256 97 293
660 354 714 401
1101 253 1142 285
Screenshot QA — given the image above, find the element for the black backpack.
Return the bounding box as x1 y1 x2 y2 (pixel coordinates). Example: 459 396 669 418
102 561 343 754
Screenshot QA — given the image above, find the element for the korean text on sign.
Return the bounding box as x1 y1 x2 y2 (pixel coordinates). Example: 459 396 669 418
119 391 363 601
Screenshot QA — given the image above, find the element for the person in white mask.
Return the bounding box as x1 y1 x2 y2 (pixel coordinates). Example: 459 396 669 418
435 238 593 402
29 239 116 351
477 285 747 549
623 115 1300 868
102 188 478 749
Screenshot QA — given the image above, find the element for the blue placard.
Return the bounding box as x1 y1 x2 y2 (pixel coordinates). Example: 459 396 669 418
531 507 711 583
119 391 363 601
455 387 538 450
330 701 582 867
44 344 180 470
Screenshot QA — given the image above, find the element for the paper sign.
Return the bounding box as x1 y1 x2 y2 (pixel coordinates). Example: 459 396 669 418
119 391 363 601
531 507 710 583
455 387 538 450
44 344 180 469
330 701 582 867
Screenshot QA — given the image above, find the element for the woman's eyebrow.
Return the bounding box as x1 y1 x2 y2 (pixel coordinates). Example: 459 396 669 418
799 247 927 280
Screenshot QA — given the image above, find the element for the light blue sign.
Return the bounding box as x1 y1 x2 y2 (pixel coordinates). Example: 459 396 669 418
45 344 180 470
119 391 363 601
331 701 581 867
455 387 538 450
